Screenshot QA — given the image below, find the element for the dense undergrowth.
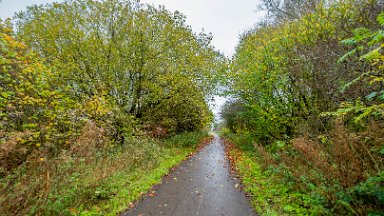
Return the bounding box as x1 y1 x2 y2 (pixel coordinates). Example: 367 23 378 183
221 0 384 215
0 129 210 215
223 130 383 215
223 134 313 215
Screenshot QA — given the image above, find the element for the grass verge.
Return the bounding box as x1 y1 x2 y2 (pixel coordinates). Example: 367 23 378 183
222 133 312 216
222 124 384 216
0 130 212 216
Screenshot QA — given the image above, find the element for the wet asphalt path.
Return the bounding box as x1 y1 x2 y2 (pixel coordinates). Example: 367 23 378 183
123 134 256 216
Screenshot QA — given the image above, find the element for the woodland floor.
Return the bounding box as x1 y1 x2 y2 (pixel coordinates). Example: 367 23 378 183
123 134 256 216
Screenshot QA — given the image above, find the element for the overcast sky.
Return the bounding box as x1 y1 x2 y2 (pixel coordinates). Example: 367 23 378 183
142 0 265 56
0 0 266 120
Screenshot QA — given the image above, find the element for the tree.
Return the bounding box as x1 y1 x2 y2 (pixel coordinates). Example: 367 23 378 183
15 0 225 132
228 0 384 143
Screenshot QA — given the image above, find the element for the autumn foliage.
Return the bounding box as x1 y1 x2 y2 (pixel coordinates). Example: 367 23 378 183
221 0 384 214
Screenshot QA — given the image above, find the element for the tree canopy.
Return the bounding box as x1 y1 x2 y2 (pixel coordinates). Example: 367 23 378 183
11 0 225 134
227 0 384 142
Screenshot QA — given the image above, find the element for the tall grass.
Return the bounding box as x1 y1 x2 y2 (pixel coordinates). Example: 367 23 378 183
222 120 384 215
0 122 209 216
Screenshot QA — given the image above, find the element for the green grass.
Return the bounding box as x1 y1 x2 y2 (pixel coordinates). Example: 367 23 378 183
223 129 384 216
77 147 192 216
223 133 318 216
0 131 209 216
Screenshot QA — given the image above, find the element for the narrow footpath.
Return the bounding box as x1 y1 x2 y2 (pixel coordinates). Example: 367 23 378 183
123 134 256 216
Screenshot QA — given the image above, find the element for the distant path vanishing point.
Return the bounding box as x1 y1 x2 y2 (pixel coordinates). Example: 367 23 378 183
123 134 256 216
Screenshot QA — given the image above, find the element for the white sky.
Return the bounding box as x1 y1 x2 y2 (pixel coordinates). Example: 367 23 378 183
142 0 265 56
0 0 266 120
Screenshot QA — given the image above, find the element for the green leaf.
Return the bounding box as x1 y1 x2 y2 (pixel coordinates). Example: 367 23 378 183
275 140 286 148
0 91 13 99
360 47 381 61
377 12 384 26
341 72 369 93
366 92 377 101
352 28 371 41
338 48 356 63
369 30 384 45
380 147 384 155
378 91 384 101
340 38 356 46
